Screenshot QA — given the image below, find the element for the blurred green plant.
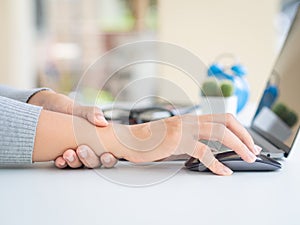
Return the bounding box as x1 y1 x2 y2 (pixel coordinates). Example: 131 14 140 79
272 102 288 119
221 80 234 97
201 78 234 97
284 111 298 127
272 102 298 128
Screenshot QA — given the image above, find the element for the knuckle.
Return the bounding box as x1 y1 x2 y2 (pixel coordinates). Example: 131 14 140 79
193 144 209 159
225 113 235 123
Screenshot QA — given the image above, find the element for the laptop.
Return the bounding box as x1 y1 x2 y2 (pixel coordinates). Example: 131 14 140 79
203 6 300 159
248 6 300 159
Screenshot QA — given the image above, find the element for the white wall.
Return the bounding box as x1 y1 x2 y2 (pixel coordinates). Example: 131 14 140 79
158 0 280 105
0 0 35 88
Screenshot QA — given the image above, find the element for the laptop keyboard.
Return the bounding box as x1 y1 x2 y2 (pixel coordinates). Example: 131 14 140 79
246 128 283 154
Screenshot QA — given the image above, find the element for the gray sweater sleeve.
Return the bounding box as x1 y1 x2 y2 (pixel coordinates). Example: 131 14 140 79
0 86 47 165
0 84 50 103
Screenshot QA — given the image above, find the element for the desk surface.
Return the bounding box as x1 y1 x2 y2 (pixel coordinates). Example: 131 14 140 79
1 107 300 225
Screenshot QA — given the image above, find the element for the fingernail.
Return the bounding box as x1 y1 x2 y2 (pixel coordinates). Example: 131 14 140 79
65 155 74 162
103 154 111 164
78 146 88 159
96 114 108 125
223 166 233 175
254 145 262 154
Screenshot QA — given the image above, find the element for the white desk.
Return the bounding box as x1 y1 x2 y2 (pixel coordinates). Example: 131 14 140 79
1 106 300 225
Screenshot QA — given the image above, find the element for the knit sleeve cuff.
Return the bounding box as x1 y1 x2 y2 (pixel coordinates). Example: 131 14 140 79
0 85 51 103
0 96 42 165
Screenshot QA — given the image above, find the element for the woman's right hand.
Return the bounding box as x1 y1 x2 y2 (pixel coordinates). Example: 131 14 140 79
99 113 261 176
54 146 117 169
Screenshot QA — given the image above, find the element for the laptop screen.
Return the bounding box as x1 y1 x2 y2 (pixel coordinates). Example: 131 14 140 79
252 6 300 151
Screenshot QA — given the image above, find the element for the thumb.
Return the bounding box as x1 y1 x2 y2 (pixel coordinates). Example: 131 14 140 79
73 105 108 127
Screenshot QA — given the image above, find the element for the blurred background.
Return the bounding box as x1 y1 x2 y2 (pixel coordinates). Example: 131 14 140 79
0 0 298 107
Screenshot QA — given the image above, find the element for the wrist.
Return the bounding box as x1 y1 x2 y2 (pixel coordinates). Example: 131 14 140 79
90 123 129 158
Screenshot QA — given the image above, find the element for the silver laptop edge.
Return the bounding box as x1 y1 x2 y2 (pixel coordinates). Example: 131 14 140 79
249 6 300 158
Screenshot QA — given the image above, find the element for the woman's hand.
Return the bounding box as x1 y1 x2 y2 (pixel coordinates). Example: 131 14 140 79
54 145 117 169
28 90 107 125
97 113 261 175
28 90 118 168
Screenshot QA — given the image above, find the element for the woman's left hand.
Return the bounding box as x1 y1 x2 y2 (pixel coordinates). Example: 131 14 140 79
28 90 108 126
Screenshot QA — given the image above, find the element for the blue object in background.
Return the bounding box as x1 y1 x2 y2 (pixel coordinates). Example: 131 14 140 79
208 62 250 113
254 84 279 118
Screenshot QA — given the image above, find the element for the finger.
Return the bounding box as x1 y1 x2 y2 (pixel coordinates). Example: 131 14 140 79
87 107 108 127
222 114 260 154
192 142 233 176
73 105 108 127
63 149 83 168
54 156 68 169
199 122 257 163
77 145 101 168
100 152 118 168
199 114 260 155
